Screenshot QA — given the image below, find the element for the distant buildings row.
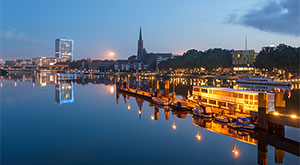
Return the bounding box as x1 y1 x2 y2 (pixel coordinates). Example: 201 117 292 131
2 38 73 66
0 29 281 72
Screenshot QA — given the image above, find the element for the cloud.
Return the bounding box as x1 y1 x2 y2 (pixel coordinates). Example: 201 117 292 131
227 0 300 36
0 29 38 43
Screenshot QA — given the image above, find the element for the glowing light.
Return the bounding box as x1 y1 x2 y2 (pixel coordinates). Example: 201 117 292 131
274 112 279 116
14 81 17 87
108 51 115 59
110 86 114 94
196 134 201 141
138 110 141 115
291 114 297 119
172 124 177 130
127 105 131 110
151 115 154 120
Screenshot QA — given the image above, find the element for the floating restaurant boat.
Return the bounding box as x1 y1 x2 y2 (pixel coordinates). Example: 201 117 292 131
213 114 230 123
152 97 170 106
192 105 212 118
237 76 291 86
192 86 275 114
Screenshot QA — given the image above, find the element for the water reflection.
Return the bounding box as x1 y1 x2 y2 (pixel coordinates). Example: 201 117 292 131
55 81 74 104
1 72 299 164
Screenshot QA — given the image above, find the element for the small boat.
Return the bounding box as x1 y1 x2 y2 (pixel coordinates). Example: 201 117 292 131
192 105 212 118
152 97 170 106
213 114 230 123
236 116 255 130
173 101 188 110
227 122 240 129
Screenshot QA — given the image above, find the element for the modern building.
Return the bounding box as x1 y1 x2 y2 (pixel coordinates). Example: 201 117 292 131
55 38 74 62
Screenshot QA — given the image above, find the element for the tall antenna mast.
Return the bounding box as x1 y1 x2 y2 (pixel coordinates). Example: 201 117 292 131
245 36 247 50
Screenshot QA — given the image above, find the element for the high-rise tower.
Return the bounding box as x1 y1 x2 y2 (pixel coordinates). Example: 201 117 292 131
137 27 144 61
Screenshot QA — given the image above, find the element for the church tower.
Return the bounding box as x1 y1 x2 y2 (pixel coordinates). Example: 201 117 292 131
137 27 144 61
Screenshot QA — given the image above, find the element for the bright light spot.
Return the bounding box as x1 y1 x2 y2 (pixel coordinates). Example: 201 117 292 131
274 112 279 116
138 110 141 115
196 135 201 141
127 105 131 110
108 51 115 59
172 124 176 130
151 116 154 120
291 114 297 119
110 86 114 94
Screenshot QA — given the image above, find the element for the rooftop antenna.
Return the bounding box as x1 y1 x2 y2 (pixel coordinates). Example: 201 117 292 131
245 36 247 50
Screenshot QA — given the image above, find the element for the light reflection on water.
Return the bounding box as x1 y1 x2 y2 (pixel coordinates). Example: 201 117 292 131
1 73 299 164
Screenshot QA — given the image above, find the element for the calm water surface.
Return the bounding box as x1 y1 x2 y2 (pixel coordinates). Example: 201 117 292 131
1 74 299 164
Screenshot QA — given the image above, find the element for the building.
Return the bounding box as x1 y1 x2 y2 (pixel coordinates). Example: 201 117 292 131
91 60 115 70
136 27 172 67
262 45 275 53
55 38 74 62
232 50 256 71
32 57 57 66
137 27 146 61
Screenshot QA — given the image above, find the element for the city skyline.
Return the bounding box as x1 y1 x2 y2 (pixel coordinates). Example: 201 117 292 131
1 0 299 60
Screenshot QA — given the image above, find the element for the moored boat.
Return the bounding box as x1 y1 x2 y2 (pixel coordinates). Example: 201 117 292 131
213 114 230 123
237 76 291 86
152 97 170 106
192 105 212 118
236 116 255 130
173 101 189 110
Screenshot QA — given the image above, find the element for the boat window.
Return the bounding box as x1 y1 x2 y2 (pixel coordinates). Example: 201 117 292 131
201 89 208 93
250 95 253 100
245 94 248 99
193 88 200 92
255 95 258 100
233 93 237 97
201 98 207 103
245 100 248 104
218 101 226 107
238 94 243 98
209 90 212 94
209 100 216 105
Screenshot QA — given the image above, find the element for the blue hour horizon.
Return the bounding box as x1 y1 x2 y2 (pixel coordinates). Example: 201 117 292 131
1 0 299 60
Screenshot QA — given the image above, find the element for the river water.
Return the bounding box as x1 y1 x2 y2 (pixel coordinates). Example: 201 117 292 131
1 73 299 164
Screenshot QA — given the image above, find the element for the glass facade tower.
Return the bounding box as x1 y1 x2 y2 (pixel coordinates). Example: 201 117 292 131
55 38 74 62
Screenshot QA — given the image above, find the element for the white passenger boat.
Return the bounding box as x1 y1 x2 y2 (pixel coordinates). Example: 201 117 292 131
237 76 291 86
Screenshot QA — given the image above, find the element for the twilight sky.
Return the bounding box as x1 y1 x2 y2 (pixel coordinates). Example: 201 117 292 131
1 0 299 60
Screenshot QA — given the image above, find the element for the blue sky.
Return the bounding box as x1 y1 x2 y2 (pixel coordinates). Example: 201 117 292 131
1 0 299 60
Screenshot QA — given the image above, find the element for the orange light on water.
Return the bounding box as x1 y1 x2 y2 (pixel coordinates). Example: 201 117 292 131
274 112 279 116
110 86 114 94
172 124 176 130
291 114 297 119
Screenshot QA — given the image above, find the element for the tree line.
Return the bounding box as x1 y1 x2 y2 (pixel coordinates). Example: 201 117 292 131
158 44 299 72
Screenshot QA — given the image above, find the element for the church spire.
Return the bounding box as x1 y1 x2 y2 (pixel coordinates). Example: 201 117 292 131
139 27 142 40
